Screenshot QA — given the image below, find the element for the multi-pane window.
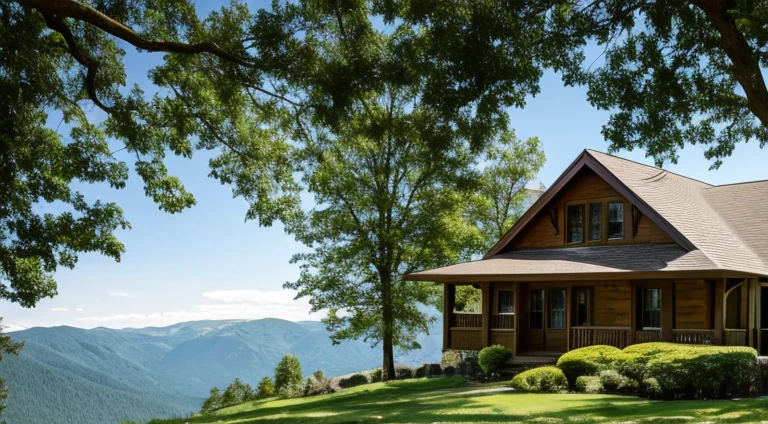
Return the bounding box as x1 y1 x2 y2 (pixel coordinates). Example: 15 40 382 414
574 288 591 326
498 290 514 314
567 204 584 243
549 289 566 329
589 203 602 241
608 202 624 239
642 288 661 329
530 290 544 329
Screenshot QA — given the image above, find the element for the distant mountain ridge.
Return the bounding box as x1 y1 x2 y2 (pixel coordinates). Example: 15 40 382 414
0 318 441 424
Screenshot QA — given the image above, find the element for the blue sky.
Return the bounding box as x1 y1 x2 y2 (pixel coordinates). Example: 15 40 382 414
3 4 767 331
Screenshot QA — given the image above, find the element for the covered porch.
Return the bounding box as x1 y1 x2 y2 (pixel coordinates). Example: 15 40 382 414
441 278 763 355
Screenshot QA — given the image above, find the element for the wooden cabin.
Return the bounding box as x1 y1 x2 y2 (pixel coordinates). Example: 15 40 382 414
406 150 768 356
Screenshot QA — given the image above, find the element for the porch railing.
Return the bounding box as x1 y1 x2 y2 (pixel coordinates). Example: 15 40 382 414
635 329 662 343
724 329 747 346
492 314 514 330
451 313 481 328
449 328 483 350
570 326 630 349
672 329 715 345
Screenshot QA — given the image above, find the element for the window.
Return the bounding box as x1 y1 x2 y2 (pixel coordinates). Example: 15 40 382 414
641 288 661 329
549 289 566 329
497 290 514 314
588 203 602 241
567 204 584 243
530 290 544 329
608 202 624 239
574 288 591 326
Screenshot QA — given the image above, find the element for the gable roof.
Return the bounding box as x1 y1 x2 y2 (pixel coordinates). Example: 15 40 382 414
406 149 768 282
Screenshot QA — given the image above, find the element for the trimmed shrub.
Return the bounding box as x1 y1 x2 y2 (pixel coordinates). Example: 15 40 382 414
427 363 443 376
478 345 512 375
510 366 568 393
598 369 623 392
396 365 414 380
758 357 768 395
414 364 429 378
574 376 602 394
556 345 623 387
641 377 663 399
338 373 369 388
619 343 758 399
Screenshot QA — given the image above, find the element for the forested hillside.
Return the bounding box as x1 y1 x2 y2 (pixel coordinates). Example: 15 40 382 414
0 318 440 424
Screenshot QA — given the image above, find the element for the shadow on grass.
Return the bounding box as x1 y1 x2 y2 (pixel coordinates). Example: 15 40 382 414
149 377 768 424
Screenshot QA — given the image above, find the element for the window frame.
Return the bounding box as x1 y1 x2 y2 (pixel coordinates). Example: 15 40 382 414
640 287 662 330
607 201 625 240
548 288 567 330
563 198 627 245
566 203 585 244
496 288 515 315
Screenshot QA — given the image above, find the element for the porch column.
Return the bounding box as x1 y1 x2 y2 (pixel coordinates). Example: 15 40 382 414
481 283 492 348
629 280 637 345
713 279 724 345
661 280 674 342
748 278 758 348
443 284 455 351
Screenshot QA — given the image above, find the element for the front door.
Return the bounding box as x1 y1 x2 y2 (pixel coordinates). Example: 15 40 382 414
525 287 568 353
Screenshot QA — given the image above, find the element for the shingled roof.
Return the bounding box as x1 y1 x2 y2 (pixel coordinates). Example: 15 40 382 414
406 150 768 283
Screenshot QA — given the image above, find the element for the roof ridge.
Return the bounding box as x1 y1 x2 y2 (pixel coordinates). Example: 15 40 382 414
585 149 714 187
709 179 768 188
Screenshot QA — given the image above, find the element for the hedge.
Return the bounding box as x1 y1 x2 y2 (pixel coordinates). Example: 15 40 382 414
556 345 623 386
338 373 369 388
617 343 758 399
510 366 568 393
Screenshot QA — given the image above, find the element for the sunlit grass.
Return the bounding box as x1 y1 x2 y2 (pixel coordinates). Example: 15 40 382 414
147 377 768 424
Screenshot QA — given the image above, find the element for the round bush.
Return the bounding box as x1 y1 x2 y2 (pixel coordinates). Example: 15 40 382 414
396 365 414 380
414 364 429 378
338 373 369 388
598 369 623 393
478 345 512 375
574 375 602 394
641 377 662 399
556 345 623 386
510 366 568 393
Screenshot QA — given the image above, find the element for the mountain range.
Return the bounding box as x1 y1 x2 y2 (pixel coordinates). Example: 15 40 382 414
0 318 442 424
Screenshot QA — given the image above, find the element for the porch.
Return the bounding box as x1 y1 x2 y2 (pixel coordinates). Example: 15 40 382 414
442 278 762 354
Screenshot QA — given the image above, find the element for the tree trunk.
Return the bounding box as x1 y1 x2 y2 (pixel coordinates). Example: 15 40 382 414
381 273 396 381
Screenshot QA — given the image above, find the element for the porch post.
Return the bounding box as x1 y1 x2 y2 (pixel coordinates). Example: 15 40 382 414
661 280 674 342
514 282 520 355
481 283 492 348
748 278 758 348
713 278 724 345
629 280 637 345
565 286 572 351
443 284 455 351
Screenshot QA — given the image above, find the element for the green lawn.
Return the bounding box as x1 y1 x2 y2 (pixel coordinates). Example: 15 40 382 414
148 377 768 424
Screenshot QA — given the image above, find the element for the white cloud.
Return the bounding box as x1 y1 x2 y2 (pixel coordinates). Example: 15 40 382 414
2 324 26 332
50 307 70 312
75 308 84 312
76 289 322 329
108 292 132 297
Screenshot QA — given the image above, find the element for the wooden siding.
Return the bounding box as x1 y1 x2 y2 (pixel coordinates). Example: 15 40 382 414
674 279 712 329
594 282 632 326
512 169 673 249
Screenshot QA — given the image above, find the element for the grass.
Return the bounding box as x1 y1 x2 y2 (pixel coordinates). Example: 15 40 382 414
147 377 768 424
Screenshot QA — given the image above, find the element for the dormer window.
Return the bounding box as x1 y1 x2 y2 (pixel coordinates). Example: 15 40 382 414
588 202 602 241
608 202 624 239
567 204 584 243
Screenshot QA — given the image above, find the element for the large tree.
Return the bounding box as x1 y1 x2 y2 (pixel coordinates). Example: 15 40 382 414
390 0 768 167
1 0 574 309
